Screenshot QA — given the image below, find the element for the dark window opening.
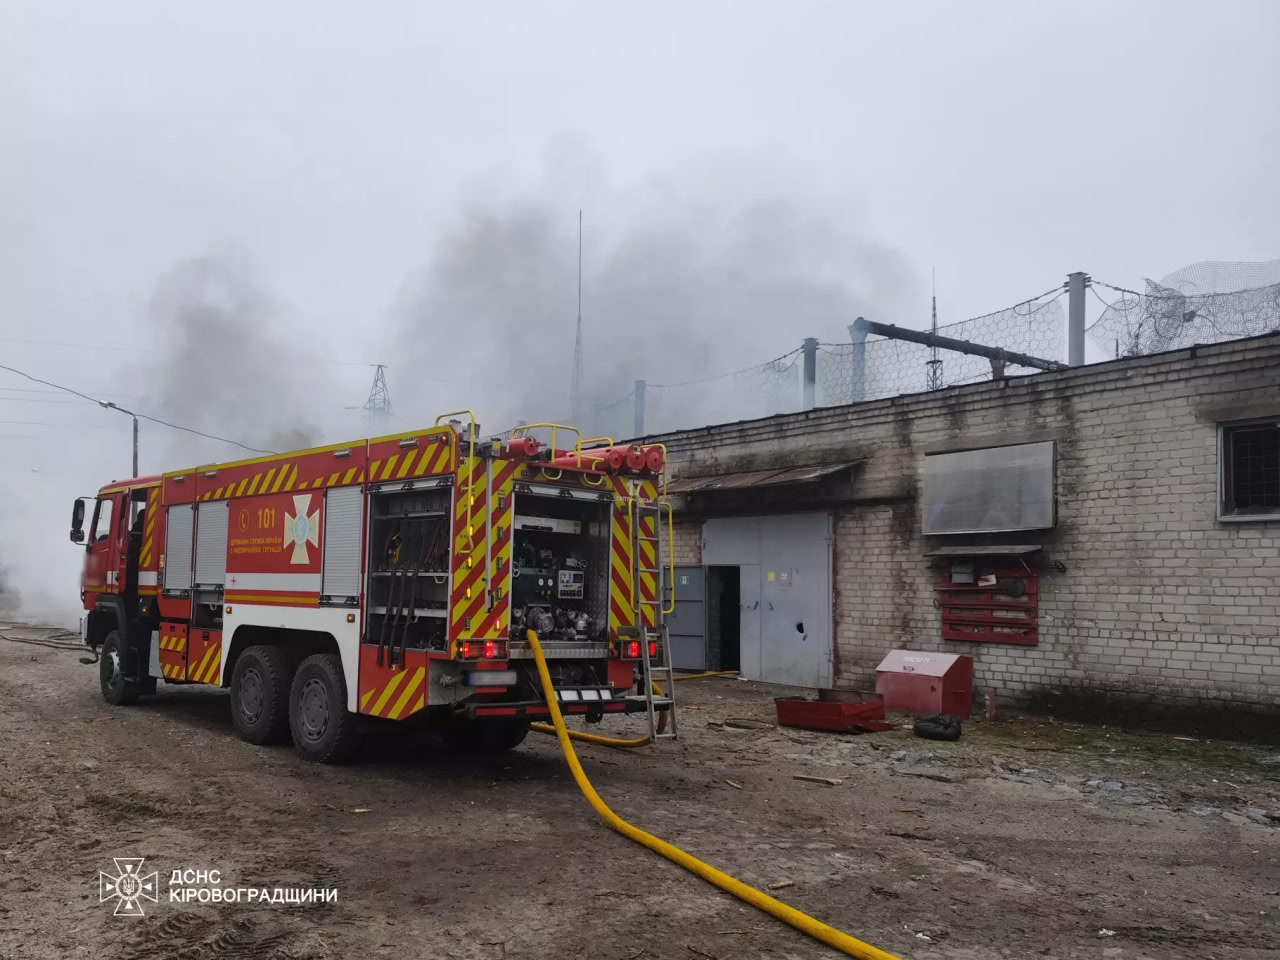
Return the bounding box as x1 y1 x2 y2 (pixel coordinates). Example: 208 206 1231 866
1222 422 1280 519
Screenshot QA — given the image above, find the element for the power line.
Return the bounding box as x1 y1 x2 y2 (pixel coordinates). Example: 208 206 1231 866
0 386 139 398
0 335 157 353
0 363 274 454
0 420 95 426
650 347 803 389
0 397 99 405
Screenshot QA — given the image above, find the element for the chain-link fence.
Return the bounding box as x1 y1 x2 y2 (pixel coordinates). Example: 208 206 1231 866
589 349 802 439
815 293 1065 406
1087 259 1280 358
584 285 1068 438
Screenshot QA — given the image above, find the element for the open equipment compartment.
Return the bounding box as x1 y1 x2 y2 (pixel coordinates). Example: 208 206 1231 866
364 486 451 654
507 487 612 653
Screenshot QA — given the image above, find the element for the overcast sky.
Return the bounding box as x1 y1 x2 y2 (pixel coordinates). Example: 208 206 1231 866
3 0 1278 619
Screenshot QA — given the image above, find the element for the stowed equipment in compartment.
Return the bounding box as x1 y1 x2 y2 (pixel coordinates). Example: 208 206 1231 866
508 491 611 647
365 486 451 665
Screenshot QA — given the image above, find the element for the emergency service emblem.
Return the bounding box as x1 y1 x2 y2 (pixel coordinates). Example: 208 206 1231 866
99 857 159 916
283 494 320 564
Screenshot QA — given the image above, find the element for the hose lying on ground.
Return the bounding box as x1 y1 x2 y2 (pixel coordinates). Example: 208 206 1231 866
531 678 667 747
672 669 739 681
529 670 741 747
524 629 902 960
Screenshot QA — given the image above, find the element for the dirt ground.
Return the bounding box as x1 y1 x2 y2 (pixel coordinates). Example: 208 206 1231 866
2 624 1279 960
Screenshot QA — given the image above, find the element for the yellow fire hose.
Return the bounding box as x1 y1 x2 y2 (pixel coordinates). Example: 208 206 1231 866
531 679 667 747
525 630 902 960
529 669 736 747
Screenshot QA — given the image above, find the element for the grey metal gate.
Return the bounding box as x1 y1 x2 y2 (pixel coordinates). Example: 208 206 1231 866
702 513 832 689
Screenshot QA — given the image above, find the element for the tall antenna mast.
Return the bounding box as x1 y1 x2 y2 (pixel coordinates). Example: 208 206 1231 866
570 209 585 423
926 268 943 390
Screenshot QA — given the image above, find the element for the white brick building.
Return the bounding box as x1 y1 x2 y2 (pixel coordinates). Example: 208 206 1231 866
649 333 1280 733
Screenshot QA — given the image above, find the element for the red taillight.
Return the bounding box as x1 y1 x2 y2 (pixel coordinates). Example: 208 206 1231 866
649 641 657 657
462 639 506 659
627 641 640 659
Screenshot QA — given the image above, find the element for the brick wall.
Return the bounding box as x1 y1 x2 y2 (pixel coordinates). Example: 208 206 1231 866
647 335 1280 725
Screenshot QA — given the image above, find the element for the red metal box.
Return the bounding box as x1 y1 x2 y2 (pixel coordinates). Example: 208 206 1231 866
774 696 893 732
874 650 973 718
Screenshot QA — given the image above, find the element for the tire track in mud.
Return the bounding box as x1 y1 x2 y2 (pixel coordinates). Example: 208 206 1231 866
125 914 319 960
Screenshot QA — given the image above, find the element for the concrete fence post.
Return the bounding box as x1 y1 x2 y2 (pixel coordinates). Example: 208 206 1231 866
633 379 646 436
802 337 818 411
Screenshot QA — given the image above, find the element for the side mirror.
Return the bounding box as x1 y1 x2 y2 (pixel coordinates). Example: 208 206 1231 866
70 498 86 544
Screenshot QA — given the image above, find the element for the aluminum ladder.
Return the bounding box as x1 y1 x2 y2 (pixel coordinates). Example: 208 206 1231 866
630 498 677 741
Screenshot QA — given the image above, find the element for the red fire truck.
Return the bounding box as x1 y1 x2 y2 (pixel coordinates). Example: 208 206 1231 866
72 415 676 762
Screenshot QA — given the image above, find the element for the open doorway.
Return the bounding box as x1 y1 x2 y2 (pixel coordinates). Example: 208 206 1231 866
706 565 740 672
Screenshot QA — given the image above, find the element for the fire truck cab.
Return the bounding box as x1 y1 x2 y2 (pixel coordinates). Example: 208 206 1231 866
72 416 675 762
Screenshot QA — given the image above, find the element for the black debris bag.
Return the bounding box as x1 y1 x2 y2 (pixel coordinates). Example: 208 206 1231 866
913 713 962 741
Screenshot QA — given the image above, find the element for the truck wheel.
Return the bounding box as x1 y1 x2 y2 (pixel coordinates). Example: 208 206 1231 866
230 645 294 745
289 654 359 763
442 718 530 753
100 630 139 706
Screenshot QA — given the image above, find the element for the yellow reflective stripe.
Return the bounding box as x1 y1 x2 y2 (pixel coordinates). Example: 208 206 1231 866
360 687 376 711
271 464 290 493
396 450 418 478
380 455 399 481
342 466 357 484
282 465 298 491
371 671 407 715
388 667 425 718
193 645 217 683
246 473 262 496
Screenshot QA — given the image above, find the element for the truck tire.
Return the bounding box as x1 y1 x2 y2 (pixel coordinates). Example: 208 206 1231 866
100 630 139 706
230 645 294 745
289 653 360 763
442 718 530 754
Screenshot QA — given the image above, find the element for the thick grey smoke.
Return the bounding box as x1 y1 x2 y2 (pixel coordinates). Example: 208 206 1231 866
391 185 918 435
0 246 345 627
141 247 326 465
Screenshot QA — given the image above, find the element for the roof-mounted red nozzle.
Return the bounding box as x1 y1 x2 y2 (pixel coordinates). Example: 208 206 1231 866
501 436 540 459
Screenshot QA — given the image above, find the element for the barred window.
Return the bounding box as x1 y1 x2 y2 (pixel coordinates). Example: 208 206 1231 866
1220 421 1280 520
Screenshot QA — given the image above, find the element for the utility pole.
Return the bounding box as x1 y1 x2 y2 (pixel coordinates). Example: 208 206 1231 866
1067 271 1089 366
801 337 818 411
633 379 646 436
99 401 139 476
